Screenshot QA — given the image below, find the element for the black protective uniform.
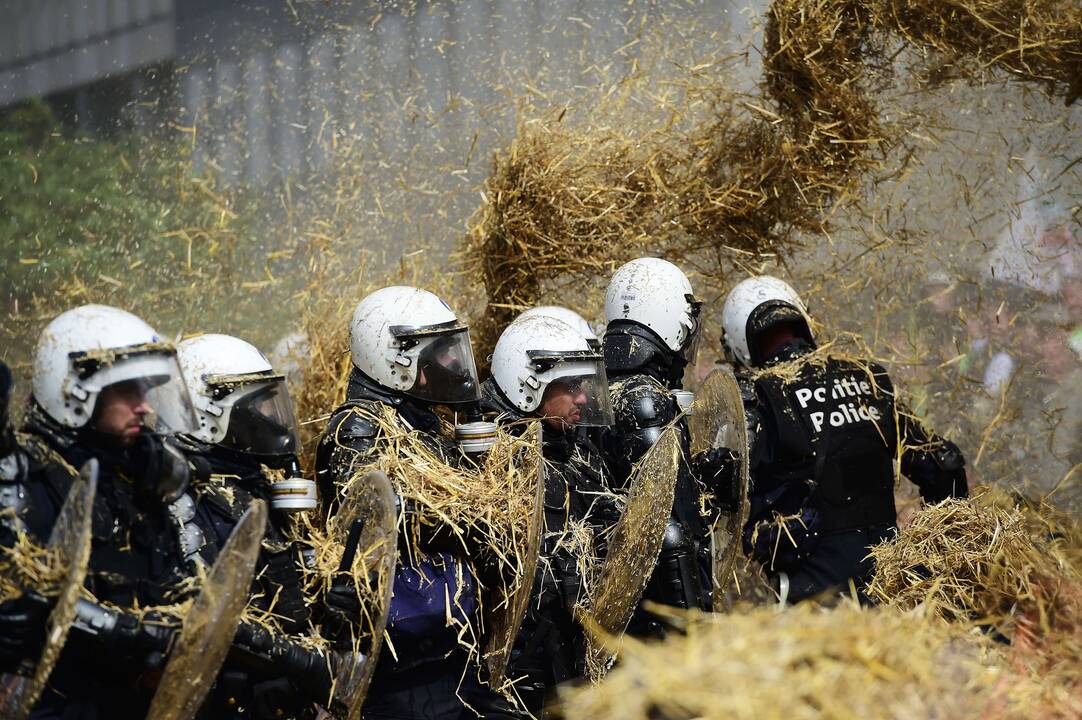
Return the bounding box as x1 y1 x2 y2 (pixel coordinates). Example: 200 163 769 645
0 400 190 720
740 340 968 603
600 324 719 626
171 437 332 720
316 369 523 720
480 379 618 714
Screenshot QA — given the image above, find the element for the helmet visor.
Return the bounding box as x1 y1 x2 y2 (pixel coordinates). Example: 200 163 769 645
395 325 481 405
78 346 198 434
206 376 300 456
532 352 615 428
680 294 704 364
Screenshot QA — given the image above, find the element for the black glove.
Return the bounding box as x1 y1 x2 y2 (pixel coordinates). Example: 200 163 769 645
70 599 176 669
129 432 192 503
232 621 335 707
694 447 740 511
904 438 967 505
0 593 52 669
322 576 362 650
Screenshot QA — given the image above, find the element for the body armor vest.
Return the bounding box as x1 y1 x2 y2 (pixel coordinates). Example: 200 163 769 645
753 357 898 534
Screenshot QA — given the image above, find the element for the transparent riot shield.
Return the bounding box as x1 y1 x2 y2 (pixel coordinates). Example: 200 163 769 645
688 367 750 610
1 459 98 720
146 500 267 720
485 425 546 689
330 470 398 718
581 427 680 680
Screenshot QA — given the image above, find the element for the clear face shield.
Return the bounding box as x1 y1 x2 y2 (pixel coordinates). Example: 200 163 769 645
206 374 301 456
73 345 198 435
390 321 482 405
531 351 615 428
679 294 705 365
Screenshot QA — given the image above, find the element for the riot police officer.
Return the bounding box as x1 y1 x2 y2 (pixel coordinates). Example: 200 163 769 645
721 276 969 604
482 314 618 713
600 258 730 626
175 333 339 719
316 286 523 720
0 305 200 718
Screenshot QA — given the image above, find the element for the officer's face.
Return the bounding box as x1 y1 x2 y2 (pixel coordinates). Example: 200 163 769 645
540 380 588 430
92 380 150 444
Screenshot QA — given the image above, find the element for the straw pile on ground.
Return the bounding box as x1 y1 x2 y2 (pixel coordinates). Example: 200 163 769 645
867 494 1082 634
867 492 1082 716
560 492 1082 719
557 603 998 720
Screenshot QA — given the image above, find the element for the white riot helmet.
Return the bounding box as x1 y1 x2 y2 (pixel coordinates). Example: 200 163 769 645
177 334 300 456
515 306 600 350
350 286 481 405
604 258 703 362
491 316 614 427
721 276 815 367
32 304 197 433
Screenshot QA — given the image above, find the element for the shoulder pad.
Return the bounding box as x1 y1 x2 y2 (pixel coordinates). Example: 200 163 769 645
327 403 380 444
858 361 895 399
612 375 676 431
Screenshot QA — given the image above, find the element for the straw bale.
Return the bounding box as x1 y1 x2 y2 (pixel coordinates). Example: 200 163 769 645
557 603 998 720
870 0 1082 102
458 0 1082 358
460 119 672 351
866 493 1082 635
867 491 1082 717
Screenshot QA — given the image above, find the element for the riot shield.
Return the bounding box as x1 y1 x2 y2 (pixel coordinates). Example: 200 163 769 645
581 427 680 680
146 500 267 720
1 459 98 720
330 470 398 718
688 367 750 609
485 425 546 688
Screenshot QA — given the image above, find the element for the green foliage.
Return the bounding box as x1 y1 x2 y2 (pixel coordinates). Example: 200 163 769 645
0 99 241 300
0 100 304 371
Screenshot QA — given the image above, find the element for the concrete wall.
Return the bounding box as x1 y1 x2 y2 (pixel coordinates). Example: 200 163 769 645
0 0 175 107
0 0 739 184
174 0 737 186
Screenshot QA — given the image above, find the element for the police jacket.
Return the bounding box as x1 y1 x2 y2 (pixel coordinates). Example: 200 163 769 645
0 402 188 719
173 439 309 632
316 369 518 720
740 348 968 576
600 340 715 616
480 378 618 695
171 438 322 720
